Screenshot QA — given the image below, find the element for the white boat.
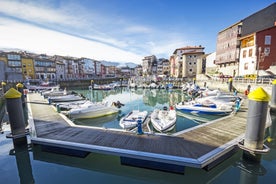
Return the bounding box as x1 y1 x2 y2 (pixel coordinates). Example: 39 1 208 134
200 88 221 97
58 100 92 110
151 106 177 132
175 101 233 115
42 86 67 98
48 94 84 103
195 94 242 106
119 110 148 129
67 102 119 119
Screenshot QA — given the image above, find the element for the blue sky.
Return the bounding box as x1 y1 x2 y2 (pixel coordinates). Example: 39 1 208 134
0 0 275 64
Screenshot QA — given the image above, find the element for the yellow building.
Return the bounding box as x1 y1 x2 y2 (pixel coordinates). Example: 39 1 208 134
21 57 35 79
0 55 7 63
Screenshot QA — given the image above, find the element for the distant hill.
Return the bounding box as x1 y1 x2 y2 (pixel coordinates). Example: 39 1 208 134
101 60 138 68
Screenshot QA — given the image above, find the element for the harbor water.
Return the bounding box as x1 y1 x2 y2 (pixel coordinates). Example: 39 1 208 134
0 88 275 184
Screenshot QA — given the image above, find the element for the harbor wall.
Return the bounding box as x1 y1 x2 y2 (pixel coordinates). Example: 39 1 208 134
196 80 272 95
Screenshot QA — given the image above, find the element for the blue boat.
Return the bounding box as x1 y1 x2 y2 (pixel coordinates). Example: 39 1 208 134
175 101 233 115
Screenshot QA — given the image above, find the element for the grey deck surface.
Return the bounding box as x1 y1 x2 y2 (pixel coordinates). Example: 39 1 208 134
28 93 248 168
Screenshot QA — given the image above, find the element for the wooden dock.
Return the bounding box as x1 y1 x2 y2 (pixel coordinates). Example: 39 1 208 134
27 93 248 170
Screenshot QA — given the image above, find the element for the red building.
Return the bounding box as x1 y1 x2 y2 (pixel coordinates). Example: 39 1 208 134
256 26 276 70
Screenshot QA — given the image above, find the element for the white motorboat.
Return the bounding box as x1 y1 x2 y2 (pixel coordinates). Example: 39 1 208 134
175 101 233 115
151 106 177 132
48 94 84 103
42 86 68 98
67 102 119 119
58 100 92 110
119 110 148 129
195 94 242 106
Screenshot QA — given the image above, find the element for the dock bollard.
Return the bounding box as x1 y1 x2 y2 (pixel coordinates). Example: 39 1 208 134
4 88 26 139
16 83 25 107
270 80 276 112
239 87 270 161
137 117 143 135
56 104 60 113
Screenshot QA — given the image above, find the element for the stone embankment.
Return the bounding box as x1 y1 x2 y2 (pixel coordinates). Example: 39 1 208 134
197 79 272 95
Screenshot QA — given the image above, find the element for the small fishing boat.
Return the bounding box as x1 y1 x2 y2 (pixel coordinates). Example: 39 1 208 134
151 106 177 132
67 102 120 119
175 101 233 115
119 110 148 130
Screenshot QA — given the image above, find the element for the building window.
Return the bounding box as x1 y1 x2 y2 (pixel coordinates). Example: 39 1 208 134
249 49 253 57
7 54 21 60
264 47 270 56
265 35 271 45
8 61 21 67
243 50 247 58
244 63 248 70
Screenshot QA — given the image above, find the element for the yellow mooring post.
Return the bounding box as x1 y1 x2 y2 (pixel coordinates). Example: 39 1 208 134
4 88 26 139
239 87 270 162
16 83 25 107
1 81 6 94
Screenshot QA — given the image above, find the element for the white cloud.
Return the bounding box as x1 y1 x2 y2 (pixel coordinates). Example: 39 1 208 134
0 18 143 63
124 25 152 34
0 0 197 62
0 1 76 25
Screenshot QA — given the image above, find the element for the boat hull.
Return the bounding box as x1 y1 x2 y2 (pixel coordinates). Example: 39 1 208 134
68 105 119 119
175 104 232 115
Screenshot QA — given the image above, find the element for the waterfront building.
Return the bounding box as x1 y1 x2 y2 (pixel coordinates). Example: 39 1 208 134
239 26 276 77
215 3 276 77
255 26 276 71
0 54 7 81
33 54 56 81
118 64 133 78
78 57 96 78
134 65 143 76
170 48 182 78
156 58 169 77
215 21 242 77
0 52 24 81
241 3 276 37
105 65 116 77
238 33 257 76
94 60 102 77
142 55 157 76
204 52 217 75
181 46 205 78
170 46 205 79
21 54 35 80
55 61 65 80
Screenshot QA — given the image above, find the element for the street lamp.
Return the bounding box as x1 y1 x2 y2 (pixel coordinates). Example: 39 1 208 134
257 47 262 78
